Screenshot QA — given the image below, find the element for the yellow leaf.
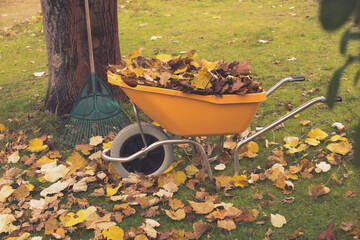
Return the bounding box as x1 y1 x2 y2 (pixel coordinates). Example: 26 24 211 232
191 69 212 89
247 141 259 154
37 156 56 165
284 136 299 148
297 144 307 152
199 59 219 70
232 175 249 188
307 128 328 140
102 225 124 240
25 184 34 191
327 142 352 155
174 67 187 74
106 183 122 197
103 142 112 149
156 53 173 61
0 124 5 132
27 138 48 152
133 67 145 76
330 135 347 142
60 210 86 227
294 113 300 118
0 185 14 202
108 162 121 179
287 147 299 154
127 47 143 66
66 151 88 175
159 171 186 187
134 235 148 240
185 164 199 176
305 138 320 146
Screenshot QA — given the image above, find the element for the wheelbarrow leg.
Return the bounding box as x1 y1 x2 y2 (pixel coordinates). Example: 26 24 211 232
233 96 342 176
209 135 225 162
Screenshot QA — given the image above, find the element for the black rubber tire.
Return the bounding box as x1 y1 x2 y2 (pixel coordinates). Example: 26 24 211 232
110 123 173 177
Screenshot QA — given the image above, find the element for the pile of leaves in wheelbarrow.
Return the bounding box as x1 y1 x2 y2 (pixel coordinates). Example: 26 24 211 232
107 48 263 95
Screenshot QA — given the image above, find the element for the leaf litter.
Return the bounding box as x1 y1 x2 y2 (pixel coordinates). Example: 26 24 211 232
0 117 357 239
107 48 263 95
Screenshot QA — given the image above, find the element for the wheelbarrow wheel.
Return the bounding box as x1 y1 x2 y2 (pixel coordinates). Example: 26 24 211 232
110 123 173 178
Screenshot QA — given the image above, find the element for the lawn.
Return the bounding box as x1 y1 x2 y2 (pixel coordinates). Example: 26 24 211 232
0 0 359 239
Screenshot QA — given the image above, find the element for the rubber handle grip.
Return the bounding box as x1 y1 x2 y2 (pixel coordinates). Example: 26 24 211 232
335 96 342 102
290 76 305 82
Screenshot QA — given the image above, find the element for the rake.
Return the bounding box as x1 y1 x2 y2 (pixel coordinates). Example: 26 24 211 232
57 0 131 146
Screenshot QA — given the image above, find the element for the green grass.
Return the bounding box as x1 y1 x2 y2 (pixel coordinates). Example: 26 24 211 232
0 0 359 239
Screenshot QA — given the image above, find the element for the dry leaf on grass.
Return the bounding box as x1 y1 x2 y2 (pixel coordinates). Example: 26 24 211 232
308 184 330 199
217 219 237 231
165 209 186 220
270 213 287 228
318 223 337 240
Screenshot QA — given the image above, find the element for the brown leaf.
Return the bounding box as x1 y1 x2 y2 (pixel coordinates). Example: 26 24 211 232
217 219 237 231
169 198 184 210
339 222 354 232
193 220 212 239
308 184 330 199
318 223 337 240
188 201 215 214
165 209 186 220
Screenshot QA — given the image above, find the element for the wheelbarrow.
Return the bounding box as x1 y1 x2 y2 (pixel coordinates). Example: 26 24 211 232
102 73 342 184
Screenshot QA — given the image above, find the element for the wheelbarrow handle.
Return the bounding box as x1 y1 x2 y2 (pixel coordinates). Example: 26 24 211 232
266 76 305 97
233 95 342 176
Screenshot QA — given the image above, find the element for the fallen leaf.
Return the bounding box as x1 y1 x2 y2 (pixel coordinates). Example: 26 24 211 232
271 213 287 228
305 138 320 146
40 178 76 197
318 223 337 240
193 220 212 239
0 214 20 234
332 122 345 131
308 184 330 199
102 225 124 240
300 120 312 126
27 138 48 152
340 222 354 232
169 198 184 210
217 219 237 231
232 175 249 188
214 163 226 171
106 183 122 197
89 136 104 146
185 164 199 176
188 201 215 214
315 162 331 173
0 185 14 202
165 209 186 220
60 210 86 227
8 151 20 163
307 128 328 140
41 162 69 182
327 142 352 155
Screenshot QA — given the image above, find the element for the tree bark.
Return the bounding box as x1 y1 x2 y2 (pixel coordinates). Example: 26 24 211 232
41 0 126 116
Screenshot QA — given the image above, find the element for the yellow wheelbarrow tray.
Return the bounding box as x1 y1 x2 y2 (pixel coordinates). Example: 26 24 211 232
108 72 267 137
102 74 342 184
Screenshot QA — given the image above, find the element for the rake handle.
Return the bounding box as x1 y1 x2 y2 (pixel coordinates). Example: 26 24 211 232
84 0 95 73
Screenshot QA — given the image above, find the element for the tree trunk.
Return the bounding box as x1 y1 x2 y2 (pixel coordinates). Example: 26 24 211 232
40 0 126 116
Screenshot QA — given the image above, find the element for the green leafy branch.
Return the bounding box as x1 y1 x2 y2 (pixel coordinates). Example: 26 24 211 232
319 0 360 166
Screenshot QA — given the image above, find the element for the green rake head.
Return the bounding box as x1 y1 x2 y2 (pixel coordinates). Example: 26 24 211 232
57 73 131 146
